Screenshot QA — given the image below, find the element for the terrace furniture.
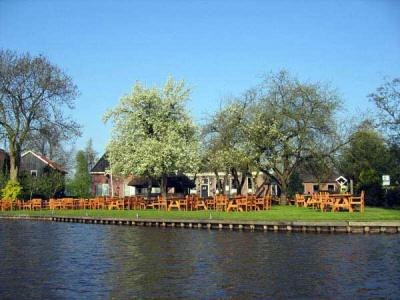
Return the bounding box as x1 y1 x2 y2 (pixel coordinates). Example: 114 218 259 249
236 196 247 212
179 198 188 211
319 193 333 212
23 200 32 210
331 194 352 212
246 194 257 211
31 198 42 210
349 191 365 213
206 197 216 210
96 197 106 209
15 199 24 210
1 200 12 211
255 196 265 210
79 198 90 209
49 198 62 210
193 198 207 210
215 195 228 211
295 194 305 207
108 198 124 210
226 198 240 212
61 198 75 210
168 198 181 211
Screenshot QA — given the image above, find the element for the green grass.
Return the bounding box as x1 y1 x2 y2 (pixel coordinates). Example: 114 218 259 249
1 206 399 221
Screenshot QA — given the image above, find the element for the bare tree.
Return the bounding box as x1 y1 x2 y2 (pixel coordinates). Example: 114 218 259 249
0 50 80 181
369 77 400 142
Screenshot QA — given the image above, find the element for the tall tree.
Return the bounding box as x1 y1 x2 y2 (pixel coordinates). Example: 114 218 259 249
369 77 400 142
0 50 80 181
247 71 342 204
104 77 200 198
68 150 91 198
85 138 97 172
202 94 255 195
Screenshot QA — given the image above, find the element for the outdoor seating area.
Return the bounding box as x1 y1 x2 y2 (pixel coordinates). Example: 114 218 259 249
294 191 365 213
0 194 273 212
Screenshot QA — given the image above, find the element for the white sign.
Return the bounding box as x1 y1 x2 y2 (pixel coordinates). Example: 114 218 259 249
335 176 348 187
382 175 390 186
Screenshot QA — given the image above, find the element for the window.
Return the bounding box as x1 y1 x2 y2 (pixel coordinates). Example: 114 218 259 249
247 177 253 190
313 184 319 192
202 178 209 185
328 184 334 192
102 184 109 196
30 170 37 177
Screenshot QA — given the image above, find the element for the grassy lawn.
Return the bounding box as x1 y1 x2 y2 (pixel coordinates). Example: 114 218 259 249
1 206 399 221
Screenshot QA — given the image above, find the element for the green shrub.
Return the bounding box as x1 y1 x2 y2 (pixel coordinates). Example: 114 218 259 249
1 180 22 202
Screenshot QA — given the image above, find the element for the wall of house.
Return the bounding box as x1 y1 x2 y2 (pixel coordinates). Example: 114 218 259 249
193 173 276 198
20 152 48 176
303 182 339 194
91 173 126 197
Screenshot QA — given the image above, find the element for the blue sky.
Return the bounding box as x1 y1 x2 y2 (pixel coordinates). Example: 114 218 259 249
1 0 399 155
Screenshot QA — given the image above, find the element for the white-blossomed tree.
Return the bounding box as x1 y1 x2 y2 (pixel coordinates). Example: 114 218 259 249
104 77 200 198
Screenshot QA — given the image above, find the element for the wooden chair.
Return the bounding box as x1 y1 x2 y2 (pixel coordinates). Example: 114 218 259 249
295 194 305 207
236 196 247 212
31 198 42 210
226 198 240 212
206 197 216 210
319 193 332 212
96 197 106 209
49 198 62 210
79 198 90 209
23 200 32 210
332 194 351 212
215 194 228 211
349 191 365 213
193 197 207 211
108 198 124 210
61 198 75 210
1 200 12 211
168 197 181 211
246 194 257 211
179 197 188 211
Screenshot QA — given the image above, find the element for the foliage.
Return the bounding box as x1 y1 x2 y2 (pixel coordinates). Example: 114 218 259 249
288 171 303 198
339 124 391 180
1 180 21 201
369 77 400 142
67 150 92 198
104 77 200 196
0 50 80 181
246 71 342 203
19 169 65 199
202 94 255 194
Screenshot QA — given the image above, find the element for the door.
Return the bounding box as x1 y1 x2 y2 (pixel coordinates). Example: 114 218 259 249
201 184 208 198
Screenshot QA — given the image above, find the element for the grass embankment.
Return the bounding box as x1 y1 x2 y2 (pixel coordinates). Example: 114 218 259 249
1 206 399 221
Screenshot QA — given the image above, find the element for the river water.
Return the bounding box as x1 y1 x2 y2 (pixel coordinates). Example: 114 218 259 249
0 219 399 299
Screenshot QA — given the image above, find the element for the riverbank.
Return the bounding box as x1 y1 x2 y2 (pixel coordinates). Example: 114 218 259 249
1 206 399 221
1 206 399 234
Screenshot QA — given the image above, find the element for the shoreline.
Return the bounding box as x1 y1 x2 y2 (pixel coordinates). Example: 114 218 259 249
1 215 399 234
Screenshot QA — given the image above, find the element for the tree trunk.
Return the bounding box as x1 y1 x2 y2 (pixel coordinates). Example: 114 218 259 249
9 145 21 182
160 174 168 199
280 180 289 205
146 178 152 201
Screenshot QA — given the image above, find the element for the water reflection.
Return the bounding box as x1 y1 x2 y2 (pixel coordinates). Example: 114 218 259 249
0 220 399 299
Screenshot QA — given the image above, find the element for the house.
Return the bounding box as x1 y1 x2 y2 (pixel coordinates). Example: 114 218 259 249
90 154 277 198
20 150 67 176
302 173 341 194
90 154 195 197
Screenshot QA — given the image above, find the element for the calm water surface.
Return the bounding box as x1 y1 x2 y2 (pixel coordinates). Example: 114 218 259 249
0 219 399 299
